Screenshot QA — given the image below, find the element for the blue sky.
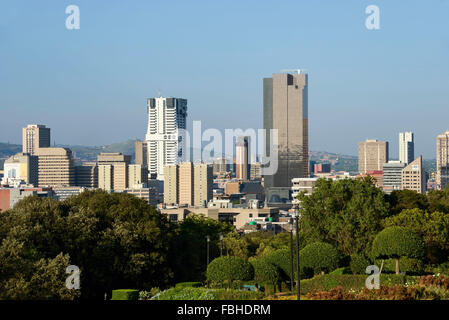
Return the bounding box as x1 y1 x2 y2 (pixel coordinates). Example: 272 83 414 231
0 0 448 158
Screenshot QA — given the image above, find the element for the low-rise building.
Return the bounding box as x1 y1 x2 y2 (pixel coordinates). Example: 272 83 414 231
160 206 279 230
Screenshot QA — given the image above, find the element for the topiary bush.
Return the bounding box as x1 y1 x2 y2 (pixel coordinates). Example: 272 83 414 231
371 227 426 275
251 258 281 291
206 256 254 288
350 254 372 274
111 289 139 300
299 242 341 276
264 249 293 281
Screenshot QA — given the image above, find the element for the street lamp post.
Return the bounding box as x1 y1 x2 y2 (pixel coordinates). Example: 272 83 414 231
219 233 223 257
206 235 210 266
289 218 294 293
294 208 300 300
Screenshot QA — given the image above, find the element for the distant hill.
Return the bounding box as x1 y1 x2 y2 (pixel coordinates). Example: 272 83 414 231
309 150 358 173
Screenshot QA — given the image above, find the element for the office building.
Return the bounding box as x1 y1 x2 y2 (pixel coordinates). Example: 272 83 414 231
36 148 75 187
314 163 331 174
98 164 113 191
1 153 38 187
437 131 449 189
194 163 213 207
97 153 131 192
358 139 389 174
291 177 318 206
164 164 178 205
236 136 249 181
382 161 406 193
128 164 149 188
399 132 414 164
163 162 213 206
145 97 187 181
179 162 194 206
135 140 148 168
53 186 85 201
213 157 227 175
250 162 262 180
263 71 309 202
124 186 158 207
402 156 425 194
22 124 51 155
97 153 131 166
75 162 98 188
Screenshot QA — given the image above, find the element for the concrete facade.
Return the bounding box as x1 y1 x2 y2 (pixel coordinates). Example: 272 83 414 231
358 139 389 174
437 131 449 189
22 124 50 155
145 97 187 181
402 156 425 194
36 148 75 187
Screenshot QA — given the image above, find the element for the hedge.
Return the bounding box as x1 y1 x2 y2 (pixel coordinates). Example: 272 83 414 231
175 282 203 289
299 274 420 295
111 289 139 300
151 287 263 300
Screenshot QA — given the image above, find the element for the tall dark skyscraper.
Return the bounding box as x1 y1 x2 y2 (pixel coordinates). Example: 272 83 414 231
263 71 309 204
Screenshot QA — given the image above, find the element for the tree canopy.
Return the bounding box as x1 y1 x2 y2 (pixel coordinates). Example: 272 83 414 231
298 177 390 257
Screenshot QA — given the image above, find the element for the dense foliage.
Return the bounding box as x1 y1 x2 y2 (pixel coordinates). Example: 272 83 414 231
349 253 372 275
299 242 341 276
298 177 390 257
206 256 254 287
250 258 281 289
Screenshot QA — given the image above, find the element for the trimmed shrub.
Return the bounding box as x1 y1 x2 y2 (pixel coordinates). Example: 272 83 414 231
299 242 341 276
111 289 139 300
350 254 372 274
264 249 293 281
206 256 254 287
371 227 426 274
251 258 281 290
175 282 203 289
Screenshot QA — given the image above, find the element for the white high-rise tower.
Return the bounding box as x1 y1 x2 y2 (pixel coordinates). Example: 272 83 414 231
145 97 187 181
399 132 414 164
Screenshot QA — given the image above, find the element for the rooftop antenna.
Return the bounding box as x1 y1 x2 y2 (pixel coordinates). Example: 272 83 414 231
157 89 162 98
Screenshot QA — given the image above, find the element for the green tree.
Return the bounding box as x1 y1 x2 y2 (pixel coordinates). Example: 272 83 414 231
383 208 449 264
206 256 254 288
371 226 426 274
250 258 280 292
299 242 341 276
386 189 429 215
298 177 390 257
223 231 250 259
0 190 174 299
169 214 233 283
427 188 449 214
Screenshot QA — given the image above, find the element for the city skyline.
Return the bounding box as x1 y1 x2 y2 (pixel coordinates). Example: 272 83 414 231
1 1 448 159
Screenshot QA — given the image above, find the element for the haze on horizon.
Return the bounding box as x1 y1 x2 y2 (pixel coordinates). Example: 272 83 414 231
0 0 448 159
